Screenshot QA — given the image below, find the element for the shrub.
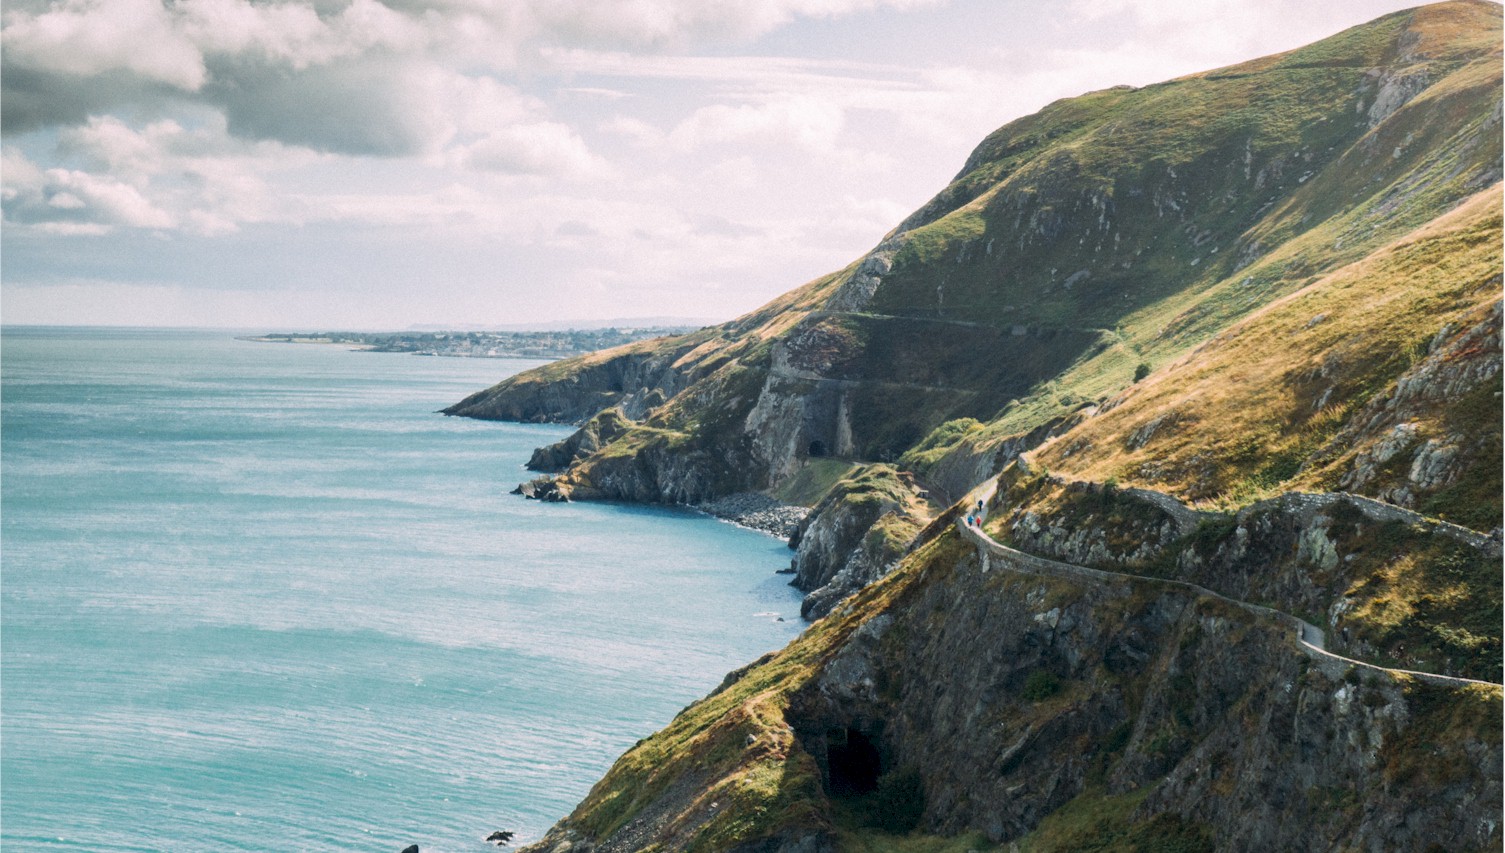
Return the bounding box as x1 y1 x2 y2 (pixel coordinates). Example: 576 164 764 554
872 766 926 833
1023 670 1062 701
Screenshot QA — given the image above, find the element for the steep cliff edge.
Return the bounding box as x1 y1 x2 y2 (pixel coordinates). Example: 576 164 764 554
990 467 1503 682
468 6 1503 849
448 2 1501 624
520 531 1502 853
786 465 929 619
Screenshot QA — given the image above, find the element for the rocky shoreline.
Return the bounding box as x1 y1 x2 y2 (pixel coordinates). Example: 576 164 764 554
693 493 808 540
513 479 808 541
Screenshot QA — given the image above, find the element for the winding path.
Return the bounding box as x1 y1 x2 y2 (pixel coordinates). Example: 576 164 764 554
958 479 1502 690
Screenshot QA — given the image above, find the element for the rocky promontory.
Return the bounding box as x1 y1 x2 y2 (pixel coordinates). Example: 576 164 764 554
451 4 1503 849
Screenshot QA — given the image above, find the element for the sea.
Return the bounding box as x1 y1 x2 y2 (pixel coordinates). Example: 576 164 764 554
1 327 806 852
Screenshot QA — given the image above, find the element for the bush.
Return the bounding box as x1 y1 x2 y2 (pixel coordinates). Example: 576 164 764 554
1023 670 1062 701
1134 362 1152 382
872 766 926 833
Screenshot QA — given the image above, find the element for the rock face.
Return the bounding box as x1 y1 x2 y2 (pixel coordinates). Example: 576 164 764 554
527 408 633 472
519 532 1503 853
993 473 1503 682
1322 299 1502 522
444 346 693 424
786 544 1499 851
783 465 929 618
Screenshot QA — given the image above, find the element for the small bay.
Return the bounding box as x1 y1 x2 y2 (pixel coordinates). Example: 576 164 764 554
1 328 804 852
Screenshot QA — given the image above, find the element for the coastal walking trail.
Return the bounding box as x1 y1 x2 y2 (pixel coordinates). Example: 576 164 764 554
957 478 1502 690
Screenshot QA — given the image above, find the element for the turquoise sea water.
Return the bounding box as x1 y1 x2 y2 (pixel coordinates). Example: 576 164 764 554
1 328 804 852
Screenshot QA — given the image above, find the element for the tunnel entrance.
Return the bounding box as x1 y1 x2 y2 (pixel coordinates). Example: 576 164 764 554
808 439 827 458
826 727 882 797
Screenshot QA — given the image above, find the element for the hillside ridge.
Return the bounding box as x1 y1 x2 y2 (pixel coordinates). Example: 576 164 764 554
444 4 1503 849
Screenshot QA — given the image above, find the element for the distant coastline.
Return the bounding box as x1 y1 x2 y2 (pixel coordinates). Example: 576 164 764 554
240 326 700 359
237 335 377 349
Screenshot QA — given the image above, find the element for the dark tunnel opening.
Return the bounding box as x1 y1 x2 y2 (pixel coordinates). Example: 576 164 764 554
826 727 882 797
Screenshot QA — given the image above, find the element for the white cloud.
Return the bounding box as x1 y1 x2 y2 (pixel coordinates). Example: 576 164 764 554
457 122 607 176
179 0 428 69
1 0 205 89
669 95 845 151
600 115 666 148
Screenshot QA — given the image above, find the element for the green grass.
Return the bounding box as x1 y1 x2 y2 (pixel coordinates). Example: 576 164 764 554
1013 786 1214 853
1022 670 1063 701
1033 189 1501 518
1325 505 1504 682
1381 680 1503 788
775 458 863 507
837 828 1004 853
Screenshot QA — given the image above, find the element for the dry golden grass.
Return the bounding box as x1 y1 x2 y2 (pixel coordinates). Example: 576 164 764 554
1031 185 1501 509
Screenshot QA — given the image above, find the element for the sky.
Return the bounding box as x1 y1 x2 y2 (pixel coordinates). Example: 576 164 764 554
1 0 1426 330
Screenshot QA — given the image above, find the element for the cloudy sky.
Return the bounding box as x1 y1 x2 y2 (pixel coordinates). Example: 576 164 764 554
2 0 1422 329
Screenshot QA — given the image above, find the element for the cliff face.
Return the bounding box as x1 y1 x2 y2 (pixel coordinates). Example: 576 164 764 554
787 465 926 618
993 470 1503 682
448 1 1500 597
467 4 1503 850
521 533 1502 853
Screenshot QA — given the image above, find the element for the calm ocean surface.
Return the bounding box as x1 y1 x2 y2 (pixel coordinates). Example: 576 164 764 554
1 328 805 852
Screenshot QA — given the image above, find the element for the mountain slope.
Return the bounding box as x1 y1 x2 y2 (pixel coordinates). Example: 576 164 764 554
449 0 1500 621
446 5 1504 850
449 0 1498 508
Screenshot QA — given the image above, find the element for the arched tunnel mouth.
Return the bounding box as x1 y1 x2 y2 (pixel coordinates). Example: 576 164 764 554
808 439 828 458
826 727 882 797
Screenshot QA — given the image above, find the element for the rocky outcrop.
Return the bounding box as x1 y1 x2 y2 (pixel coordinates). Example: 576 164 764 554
1321 299 1502 519
543 434 764 505
781 541 1501 851
994 474 1503 681
443 343 699 424
527 408 634 472
787 466 924 618
917 414 1081 505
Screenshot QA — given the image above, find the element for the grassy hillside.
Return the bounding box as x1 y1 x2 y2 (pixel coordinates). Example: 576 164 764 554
502 4 1503 851
453 1 1500 528
1030 187 1501 519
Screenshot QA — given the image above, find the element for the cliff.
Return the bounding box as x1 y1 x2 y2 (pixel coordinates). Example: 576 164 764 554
449 1 1501 620
520 531 1501 852
448 3 1504 849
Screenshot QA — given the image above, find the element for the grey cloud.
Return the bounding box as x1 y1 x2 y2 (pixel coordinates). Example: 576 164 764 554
0 66 181 134
205 58 448 156
2 54 448 157
2 160 176 233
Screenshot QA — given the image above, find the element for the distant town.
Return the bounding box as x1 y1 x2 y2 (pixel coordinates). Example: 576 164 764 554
243 327 702 359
